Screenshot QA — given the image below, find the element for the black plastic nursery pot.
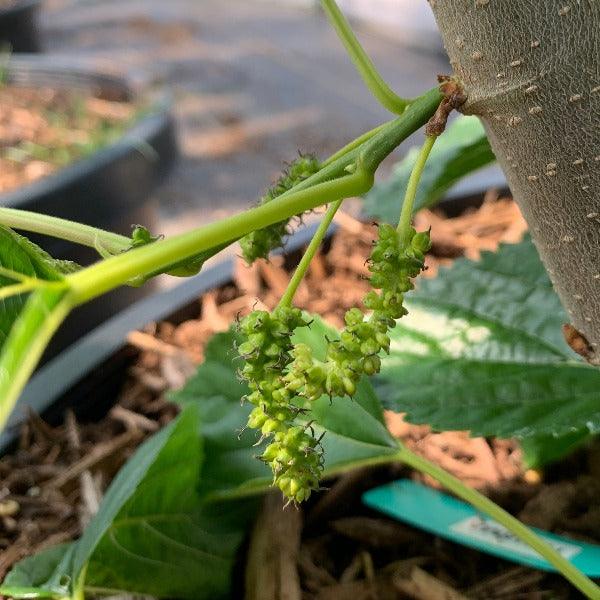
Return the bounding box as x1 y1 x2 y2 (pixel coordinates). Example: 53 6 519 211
0 174 506 451
0 55 178 361
0 0 41 53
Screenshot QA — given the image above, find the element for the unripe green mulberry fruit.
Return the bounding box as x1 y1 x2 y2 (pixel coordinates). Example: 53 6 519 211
240 154 320 263
237 221 431 505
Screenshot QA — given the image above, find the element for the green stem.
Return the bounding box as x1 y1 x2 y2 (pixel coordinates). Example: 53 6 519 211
278 198 343 308
273 88 439 199
360 89 441 173
67 172 372 305
0 281 57 300
397 445 600 599
0 207 131 255
66 89 442 306
320 122 386 168
0 283 33 300
397 134 436 242
320 0 411 114
0 265 56 285
72 564 87 600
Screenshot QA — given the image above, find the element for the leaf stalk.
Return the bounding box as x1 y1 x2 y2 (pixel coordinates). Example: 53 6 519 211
397 445 600 599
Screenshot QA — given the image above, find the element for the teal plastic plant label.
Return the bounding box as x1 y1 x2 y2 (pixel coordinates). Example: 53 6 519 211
362 479 600 577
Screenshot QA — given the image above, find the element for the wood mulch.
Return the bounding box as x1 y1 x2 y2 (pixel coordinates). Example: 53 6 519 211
1 194 599 599
0 85 139 193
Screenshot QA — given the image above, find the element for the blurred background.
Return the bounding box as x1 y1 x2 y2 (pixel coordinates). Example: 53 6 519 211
38 0 448 236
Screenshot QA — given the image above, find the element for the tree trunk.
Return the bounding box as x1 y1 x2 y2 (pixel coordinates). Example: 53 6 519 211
428 0 600 362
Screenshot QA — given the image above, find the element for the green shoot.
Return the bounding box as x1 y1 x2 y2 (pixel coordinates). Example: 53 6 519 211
397 134 437 242
320 0 412 114
278 198 343 308
397 446 600 599
0 208 132 256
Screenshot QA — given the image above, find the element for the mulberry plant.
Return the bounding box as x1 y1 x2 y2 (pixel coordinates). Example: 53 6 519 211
0 1 598 598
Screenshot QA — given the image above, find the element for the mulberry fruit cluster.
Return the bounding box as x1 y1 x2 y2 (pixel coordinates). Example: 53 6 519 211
238 224 430 504
240 154 320 264
285 224 431 403
237 306 322 503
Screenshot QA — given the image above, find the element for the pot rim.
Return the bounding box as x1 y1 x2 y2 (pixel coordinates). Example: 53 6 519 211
0 55 173 209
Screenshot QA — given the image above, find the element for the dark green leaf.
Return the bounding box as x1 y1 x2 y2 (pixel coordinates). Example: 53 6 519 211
363 116 495 223
83 403 255 599
1 406 254 600
72 405 204 584
86 498 253 599
5 409 200 598
375 237 600 440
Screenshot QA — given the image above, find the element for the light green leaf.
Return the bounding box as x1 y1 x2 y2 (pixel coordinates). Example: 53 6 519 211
1 545 73 599
0 226 68 350
363 115 495 223
375 237 600 440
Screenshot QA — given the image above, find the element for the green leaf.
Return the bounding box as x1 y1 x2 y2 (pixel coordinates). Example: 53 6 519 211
1 545 73 599
1 405 254 600
72 405 204 585
363 115 496 223
0 226 79 278
521 430 593 469
172 315 398 499
86 496 253 599
3 406 258 600
0 226 68 350
82 403 255 599
374 237 600 440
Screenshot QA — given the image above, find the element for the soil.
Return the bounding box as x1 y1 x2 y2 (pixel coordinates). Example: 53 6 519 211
1 195 599 599
0 84 140 193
